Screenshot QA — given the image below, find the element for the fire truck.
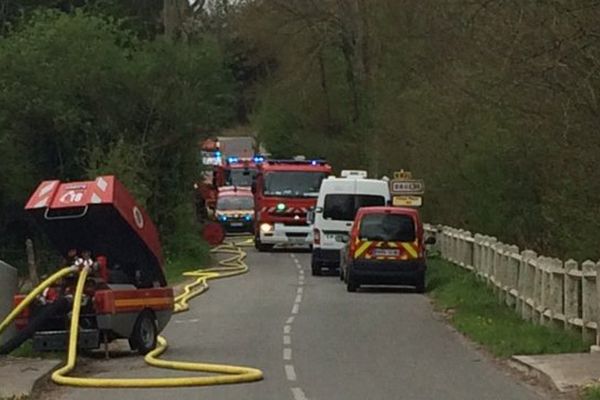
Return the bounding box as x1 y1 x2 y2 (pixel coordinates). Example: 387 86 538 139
253 160 332 251
195 136 263 221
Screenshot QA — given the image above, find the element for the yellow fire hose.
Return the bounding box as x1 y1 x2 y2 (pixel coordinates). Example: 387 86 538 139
0 237 263 388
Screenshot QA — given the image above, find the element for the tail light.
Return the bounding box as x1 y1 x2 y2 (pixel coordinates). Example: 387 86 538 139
349 239 358 259
13 294 29 330
313 228 321 245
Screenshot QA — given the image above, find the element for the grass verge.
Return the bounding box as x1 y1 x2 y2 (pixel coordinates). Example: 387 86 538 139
426 257 588 358
583 387 600 400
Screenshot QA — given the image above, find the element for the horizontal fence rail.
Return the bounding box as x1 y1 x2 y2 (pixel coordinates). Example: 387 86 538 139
424 224 600 346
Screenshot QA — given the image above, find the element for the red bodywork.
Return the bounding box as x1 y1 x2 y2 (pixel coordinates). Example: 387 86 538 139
348 207 425 259
254 160 332 230
16 176 173 347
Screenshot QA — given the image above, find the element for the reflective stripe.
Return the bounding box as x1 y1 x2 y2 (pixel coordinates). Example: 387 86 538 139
401 243 418 258
354 241 372 258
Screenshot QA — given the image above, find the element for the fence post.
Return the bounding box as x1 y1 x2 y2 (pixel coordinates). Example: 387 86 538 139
564 259 582 335
582 260 597 344
533 256 544 323
519 250 537 321
549 258 565 331
593 262 600 349
465 231 474 270
505 245 519 308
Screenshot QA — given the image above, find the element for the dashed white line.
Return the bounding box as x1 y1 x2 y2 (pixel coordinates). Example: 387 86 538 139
283 335 291 345
291 387 309 400
285 364 297 381
174 318 200 324
295 294 302 303
297 287 303 294
286 316 295 324
283 348 292 360
284 325 292 334
299 269 304 275
291 304 299 314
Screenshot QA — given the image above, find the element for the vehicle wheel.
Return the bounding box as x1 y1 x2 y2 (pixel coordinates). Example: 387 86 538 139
311 257 322 276
255 236 274 252
415 273 426 294
346 270 358 292
129 310 157 355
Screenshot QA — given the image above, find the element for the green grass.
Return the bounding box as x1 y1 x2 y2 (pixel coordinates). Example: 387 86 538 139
426 257 588 358
8 339 61 359
583 386 600 400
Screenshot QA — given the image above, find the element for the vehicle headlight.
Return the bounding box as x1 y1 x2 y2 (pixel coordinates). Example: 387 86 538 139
260 223 273 233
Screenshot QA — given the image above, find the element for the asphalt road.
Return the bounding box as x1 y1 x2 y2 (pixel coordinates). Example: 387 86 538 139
49 247 544 400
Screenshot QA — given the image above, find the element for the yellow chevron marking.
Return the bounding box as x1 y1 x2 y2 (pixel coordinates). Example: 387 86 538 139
354 241 372 258
400 242 418 258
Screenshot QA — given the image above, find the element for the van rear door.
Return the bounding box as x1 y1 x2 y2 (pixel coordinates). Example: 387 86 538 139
353 213 420 260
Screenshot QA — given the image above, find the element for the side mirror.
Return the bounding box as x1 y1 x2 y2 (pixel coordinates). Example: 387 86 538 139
307 210 315 224
425 236 436 245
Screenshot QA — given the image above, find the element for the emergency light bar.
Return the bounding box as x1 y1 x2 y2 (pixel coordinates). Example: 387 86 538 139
266 160 328 166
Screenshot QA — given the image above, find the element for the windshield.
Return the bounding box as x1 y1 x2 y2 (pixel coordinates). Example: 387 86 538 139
263 172 327 198
359 213 415 242
226 168 257 187
324 194 386 221
217 196 254 210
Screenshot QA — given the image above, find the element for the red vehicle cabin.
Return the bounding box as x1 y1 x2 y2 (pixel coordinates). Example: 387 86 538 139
253 160 331 251
12 176 173 355
340 207 435 293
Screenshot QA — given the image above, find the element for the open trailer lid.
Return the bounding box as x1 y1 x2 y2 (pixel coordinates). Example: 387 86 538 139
25 176 166 287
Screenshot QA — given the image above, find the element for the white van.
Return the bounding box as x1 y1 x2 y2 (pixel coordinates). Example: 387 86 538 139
310 170 390 275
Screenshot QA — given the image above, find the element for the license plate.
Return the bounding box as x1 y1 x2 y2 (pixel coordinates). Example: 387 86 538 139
373 248 399 257
230 222 243 227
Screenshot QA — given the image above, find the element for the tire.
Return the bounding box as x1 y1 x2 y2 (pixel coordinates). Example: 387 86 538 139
346 270 358 292
254 236 274 252
129 310 157 355
415 272 426 294
0 297 69 355
311 257 322 276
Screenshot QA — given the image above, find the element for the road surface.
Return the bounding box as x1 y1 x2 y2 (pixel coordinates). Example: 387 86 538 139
49 247 544 400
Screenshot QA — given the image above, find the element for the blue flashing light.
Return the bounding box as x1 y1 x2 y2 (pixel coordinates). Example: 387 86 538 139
244 214 252 221
215 151 222 158
253 155 265 163
311 160 318 166
227 156 239 163
219 215 228 222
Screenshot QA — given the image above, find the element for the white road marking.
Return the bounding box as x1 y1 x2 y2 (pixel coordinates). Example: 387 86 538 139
283 335 291 345
298 281 304 286
291 387 309 400
286 316 295 324
295 294 302 303
283 348 292 360
174 318 200 324
297 287 303 294
285 365 297 381
290 254 297 260
292 304 299 314
299 269 304 275
284 325 292 334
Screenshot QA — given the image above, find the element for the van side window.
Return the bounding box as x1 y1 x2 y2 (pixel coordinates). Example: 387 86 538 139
359 214 415 242
324 194 385 221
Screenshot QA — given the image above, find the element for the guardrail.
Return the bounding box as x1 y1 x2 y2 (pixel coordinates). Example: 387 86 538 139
424 224 600 346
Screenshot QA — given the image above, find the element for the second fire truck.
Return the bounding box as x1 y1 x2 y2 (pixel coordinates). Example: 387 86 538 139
253 159 332 251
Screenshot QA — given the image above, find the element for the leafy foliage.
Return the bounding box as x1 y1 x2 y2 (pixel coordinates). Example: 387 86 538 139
0 9 235 269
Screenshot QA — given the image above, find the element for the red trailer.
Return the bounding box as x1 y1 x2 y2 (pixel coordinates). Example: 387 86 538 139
5 176 173 355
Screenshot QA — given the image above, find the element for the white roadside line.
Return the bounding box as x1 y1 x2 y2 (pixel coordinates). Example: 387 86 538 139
285 364 297 381
282 253 309 398
291 387 309 400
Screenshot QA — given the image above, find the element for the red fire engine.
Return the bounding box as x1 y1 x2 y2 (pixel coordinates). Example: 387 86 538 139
253 160 332 251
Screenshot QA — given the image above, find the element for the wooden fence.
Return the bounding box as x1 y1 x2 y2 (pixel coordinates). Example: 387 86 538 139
425 225 600 346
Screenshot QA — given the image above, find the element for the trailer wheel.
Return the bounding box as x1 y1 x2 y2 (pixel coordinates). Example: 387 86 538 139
129 310 157 355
